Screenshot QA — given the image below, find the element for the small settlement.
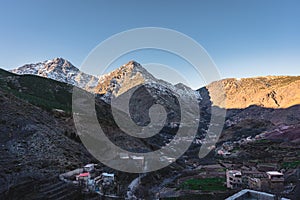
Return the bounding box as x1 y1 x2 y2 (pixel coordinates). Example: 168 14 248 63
158 162 296 199
59 163 119 198
226 169 284 193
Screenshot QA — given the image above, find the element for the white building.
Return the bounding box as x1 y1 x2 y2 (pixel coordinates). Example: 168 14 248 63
102 172 115 182
119 153 129 159
266 171 284 191
266 171 283 180
226 170 242 189
84 164 95 172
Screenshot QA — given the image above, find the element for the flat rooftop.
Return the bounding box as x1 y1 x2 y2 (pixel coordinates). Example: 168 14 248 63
266 171 283 176
225 189 290 200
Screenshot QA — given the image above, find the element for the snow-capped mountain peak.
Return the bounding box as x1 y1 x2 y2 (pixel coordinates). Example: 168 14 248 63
11 58 201 103
11 58 99 91
93 60 201 103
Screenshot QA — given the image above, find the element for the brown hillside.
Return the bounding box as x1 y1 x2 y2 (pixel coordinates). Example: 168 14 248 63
206 76 300 109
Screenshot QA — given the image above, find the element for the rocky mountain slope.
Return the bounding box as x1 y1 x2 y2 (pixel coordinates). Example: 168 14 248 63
0 84 93 199
0 68 143 199
205 76 300 109
0 68 73 112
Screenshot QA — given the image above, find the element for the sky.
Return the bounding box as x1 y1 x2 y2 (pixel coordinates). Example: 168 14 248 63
0 0 300 88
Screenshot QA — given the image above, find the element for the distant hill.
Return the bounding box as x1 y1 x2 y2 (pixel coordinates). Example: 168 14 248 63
203 76 300 109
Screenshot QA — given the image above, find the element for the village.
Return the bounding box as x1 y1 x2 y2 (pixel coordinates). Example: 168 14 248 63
53 124 300 199
55 157 299 200
53 128 300 200
59 163 119 198
151 132 299 199
154 160 299 199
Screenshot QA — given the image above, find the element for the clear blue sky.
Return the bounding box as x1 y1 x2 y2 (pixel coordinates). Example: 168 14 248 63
0 0 299 88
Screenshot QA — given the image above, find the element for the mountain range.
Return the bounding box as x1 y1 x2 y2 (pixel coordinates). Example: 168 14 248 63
11 57 300 109
11 58 200 103
1 57 300 199
8 57 300 146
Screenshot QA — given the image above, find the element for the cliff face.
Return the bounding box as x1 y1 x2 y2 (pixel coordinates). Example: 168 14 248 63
205 76 300 109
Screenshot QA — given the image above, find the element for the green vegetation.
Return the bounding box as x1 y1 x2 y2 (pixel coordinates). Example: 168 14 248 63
255 139 270 143
0 69 72 112
231 146 240 153
217 168 226 172
282 161 300 169
180 178 226 191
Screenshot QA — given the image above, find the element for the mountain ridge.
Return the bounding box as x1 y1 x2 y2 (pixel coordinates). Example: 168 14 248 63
10 58 201 103
203 75 300 109
9 57 300 109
